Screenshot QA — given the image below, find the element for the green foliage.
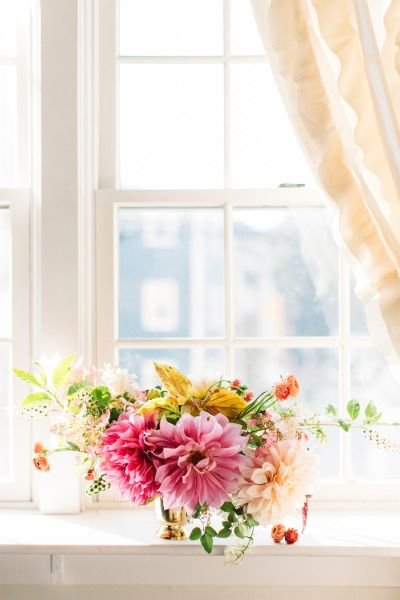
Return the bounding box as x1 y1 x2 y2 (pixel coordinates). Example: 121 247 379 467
347 400 360 421
66 441 80 452
189 527 202 541
67 381 91 397
200 533 213 554
87 386 111 416
217 528 231 538
364 401 383 425
20 391 51 407
234 525 245 539
220 501 235 512
205 525 217 537
13 368 42 388
245 514 259 527
326 404 337 416
338 419 351 432
53 354 76 388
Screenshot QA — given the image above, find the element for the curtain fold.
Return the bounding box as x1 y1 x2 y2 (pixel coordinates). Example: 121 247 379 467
251 0 400 370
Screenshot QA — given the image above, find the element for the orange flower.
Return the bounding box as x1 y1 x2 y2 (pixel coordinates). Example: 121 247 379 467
271 524 286 543
85 469 95 481
33 455 50 472
273 375 299 401
287 375 299 397
33 442 45 454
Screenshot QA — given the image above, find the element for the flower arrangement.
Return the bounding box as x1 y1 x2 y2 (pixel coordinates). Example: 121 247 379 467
14 355 389 562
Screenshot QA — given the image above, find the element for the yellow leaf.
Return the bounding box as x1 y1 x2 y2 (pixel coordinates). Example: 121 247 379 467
202 388 247 419
137 396 179 416
153 363 192 405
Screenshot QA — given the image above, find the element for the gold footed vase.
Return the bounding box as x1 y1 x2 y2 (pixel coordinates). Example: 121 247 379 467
154 497 188 540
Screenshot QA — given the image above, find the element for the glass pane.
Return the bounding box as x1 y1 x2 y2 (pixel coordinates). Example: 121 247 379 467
0 209 11 338
0 65 17 187
119 64 224 189
234 347 340 478
119 348 225 388
231 0 265 56
118 209 225 338
351 274 369 336
230 63 315 188
234 208 338 337
119 0 223 56
351 347 400 479
0 0 17 57
0 343 11 479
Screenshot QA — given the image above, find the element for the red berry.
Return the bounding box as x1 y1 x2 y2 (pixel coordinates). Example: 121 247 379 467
284 528 299 544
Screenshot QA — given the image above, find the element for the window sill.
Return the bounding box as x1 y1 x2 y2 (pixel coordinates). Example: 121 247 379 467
1 508 400 586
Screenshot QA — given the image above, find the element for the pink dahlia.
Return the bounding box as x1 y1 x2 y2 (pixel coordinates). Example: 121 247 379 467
148 411 247 512
98 413 159 505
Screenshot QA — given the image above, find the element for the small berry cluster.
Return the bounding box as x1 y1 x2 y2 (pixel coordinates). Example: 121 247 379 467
271 524 299 544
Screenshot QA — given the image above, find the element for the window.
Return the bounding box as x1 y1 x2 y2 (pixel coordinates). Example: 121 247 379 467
96 0 400 502
0 0 31 500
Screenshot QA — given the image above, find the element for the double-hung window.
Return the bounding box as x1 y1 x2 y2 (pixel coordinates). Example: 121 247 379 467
96 0 400 502
0 0 31 500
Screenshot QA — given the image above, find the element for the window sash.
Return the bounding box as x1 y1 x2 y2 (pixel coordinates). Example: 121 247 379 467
0 190 31 500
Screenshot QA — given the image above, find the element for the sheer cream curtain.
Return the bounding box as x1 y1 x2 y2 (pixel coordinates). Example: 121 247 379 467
251 0 400 371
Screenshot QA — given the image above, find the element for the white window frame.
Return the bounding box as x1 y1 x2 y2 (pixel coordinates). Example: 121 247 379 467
0 190 31 501
0 0 32 501
93 0 400 506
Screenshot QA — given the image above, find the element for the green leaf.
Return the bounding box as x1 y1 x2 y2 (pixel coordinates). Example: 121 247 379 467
67 381 91 396
228 512 237 523
245 514 259 527
66 441 81 452
234 525 245 539
338 419 351 432
200 533 213 554
33 362 48 386
326 404 337 416
346 400 360 421
220 501 235 513
91 386 111 408
222 520 231 528
53 354 76 388
20 391 51 407
189 527 202 541
13 368 42 388
217 528 232 538
364 401 382 424
205 526 217 537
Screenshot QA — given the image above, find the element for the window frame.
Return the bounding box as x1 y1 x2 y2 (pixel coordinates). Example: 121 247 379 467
94 0 400 505
0 190 31 500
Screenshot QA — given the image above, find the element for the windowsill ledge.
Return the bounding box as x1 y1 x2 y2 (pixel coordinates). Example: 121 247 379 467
1 508 400 586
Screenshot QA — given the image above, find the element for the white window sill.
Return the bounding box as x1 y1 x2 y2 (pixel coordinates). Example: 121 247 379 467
1 508 400 587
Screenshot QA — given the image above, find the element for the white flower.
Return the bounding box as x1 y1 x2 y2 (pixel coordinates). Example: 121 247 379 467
100 364 139 398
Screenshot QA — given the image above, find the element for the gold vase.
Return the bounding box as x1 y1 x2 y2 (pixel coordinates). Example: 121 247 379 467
154 497 188 540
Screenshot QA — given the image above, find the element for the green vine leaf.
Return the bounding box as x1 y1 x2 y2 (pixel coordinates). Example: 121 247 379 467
200 533 213 554
13 369 42 388
346 400 360 421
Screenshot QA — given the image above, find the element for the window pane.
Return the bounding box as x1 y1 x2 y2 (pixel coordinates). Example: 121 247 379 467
119 64 224 189
119 0 223 56
234 208 338 337
351 347 400 479
0 66 17 187
118 209 225 338
230 64 315 188
0 343 11 479
234 347 340 478
0 0 17 57
231 0 265 56
0 209 11 338
119 348 225 388
351 274 369 336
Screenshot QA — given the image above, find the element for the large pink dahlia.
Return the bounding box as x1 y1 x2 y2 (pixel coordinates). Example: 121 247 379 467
148 411 247 512
98 413 159 504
